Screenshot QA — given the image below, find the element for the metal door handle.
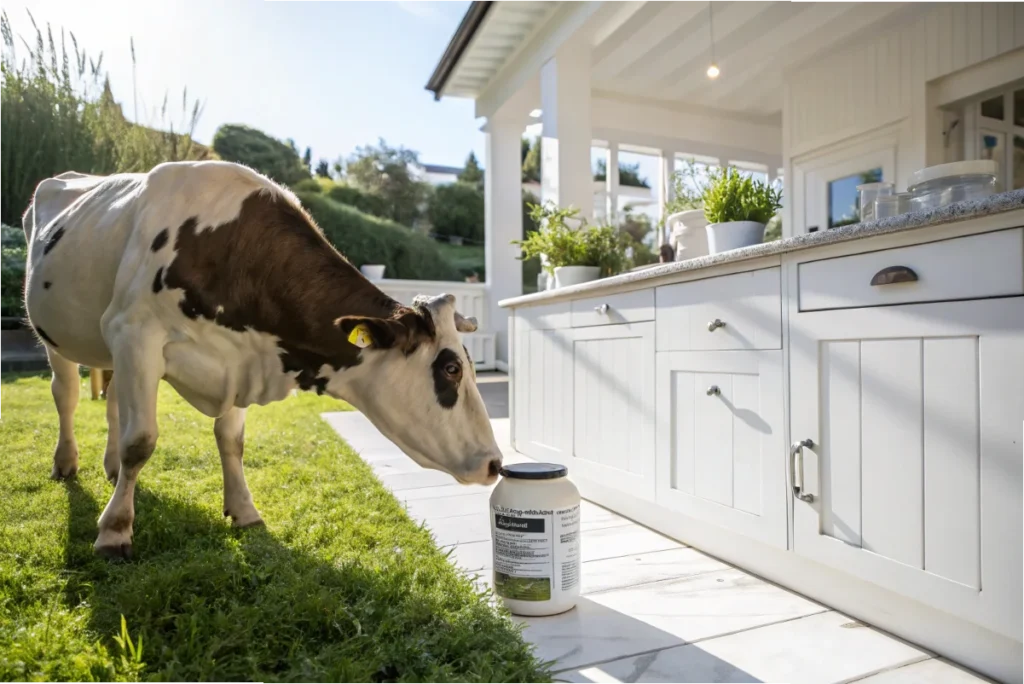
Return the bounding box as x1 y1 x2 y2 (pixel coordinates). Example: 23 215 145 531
594 303 609 314
790 439 815 502
707 318 726 332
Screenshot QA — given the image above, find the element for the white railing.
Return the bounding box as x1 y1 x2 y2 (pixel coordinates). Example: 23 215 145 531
375 279 496 370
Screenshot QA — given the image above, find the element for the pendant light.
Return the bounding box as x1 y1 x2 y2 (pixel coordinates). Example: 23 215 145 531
706 2 720 80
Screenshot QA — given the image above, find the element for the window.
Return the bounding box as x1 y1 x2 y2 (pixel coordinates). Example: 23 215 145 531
960 85 1024 190
828 168 882 228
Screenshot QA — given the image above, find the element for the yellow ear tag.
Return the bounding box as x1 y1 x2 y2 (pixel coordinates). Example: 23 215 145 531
348 324 373 349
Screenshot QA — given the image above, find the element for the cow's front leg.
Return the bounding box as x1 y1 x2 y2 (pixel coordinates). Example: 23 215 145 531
215 407 263 527
47 347 80 480
103 372 120 483
95 333 163 559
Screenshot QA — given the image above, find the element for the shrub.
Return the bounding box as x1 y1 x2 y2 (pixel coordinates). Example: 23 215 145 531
427 183 484 243
295 192 460 282
1 223 27 319
326 184 388 219
212 124 310 186
702 167 782 225
291 178 322 194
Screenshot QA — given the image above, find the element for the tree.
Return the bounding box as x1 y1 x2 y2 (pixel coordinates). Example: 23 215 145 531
211 124 310 185
458 151 484 189
427 183 484 243
345 138 428 227
315 158 331 178
302 146 312 173
522 136 541 183
332 159 344 179
593 158 650 188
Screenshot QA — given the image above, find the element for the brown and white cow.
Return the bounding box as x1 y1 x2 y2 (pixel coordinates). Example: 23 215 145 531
22 161 502 558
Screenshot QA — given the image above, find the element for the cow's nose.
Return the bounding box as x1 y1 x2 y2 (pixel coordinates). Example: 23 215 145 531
488 458 502 479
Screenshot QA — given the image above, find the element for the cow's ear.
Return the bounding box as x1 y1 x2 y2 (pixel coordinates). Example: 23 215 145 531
336 316 402 349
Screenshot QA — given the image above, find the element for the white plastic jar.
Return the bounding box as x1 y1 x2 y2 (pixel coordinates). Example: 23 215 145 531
489 463 581 616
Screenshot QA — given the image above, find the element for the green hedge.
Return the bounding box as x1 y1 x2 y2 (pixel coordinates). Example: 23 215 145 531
326 184 389 219
2 224 27 320
295 192 461 282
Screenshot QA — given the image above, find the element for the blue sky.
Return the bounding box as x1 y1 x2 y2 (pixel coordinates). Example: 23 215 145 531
4 0 484 168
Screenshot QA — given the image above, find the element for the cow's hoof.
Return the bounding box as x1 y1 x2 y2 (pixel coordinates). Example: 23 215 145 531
234 517 266 529
94 542 133 561
50 463 79 480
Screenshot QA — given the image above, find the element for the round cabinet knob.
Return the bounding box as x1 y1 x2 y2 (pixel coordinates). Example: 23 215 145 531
707 318 726 332
706 385 721 396
594 303 610 314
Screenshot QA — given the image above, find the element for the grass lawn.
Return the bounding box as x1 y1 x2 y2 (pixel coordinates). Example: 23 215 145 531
0 373 550 682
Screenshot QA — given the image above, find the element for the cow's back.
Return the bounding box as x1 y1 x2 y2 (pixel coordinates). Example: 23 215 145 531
24 171 146 367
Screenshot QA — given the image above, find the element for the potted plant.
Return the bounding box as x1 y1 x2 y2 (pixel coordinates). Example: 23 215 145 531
512 203 627 289
359 264 386 281
663 159 711 260
702 167 782 254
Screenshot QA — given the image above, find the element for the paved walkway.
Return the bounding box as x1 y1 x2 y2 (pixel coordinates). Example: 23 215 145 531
321 379 991 683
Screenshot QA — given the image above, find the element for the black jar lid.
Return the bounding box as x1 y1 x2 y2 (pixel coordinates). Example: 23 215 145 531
499 463 568 480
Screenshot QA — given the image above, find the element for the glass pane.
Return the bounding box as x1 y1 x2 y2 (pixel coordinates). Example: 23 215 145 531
980 129 1004 163
1014 89 1024 128
828 168 881 228
1014 135 1024 191
980 94 1004 121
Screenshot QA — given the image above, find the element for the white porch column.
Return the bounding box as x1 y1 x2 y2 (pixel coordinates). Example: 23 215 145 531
659 149 677 244
605 142 619 225
540 41 593 219
484 117 524 366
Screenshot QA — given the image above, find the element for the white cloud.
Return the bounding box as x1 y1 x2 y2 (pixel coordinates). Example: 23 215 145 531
396 1 441 22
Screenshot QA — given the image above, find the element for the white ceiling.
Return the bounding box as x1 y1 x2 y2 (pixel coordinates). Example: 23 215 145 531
442 1 910 119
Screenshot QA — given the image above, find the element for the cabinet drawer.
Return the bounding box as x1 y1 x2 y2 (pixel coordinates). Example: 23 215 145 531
656 268 782 351
517 301 571 330
571 289 654 327
798 228 1024 312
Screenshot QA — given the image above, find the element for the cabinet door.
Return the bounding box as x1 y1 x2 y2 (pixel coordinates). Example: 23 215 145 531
656 351 787 548
571 322 656 499
790 297 1024 640
512 320 573 464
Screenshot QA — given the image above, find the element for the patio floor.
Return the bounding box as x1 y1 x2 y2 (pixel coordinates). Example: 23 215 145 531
321 376 992 683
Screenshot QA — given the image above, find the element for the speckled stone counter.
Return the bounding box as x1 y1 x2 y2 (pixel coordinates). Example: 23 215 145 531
500 188 1024 308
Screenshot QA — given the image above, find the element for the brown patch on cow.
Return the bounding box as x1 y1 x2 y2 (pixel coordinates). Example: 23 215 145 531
162 191 436 390
151 228 169 252
43 226 65 254
35 326 57 347
152 267 164 293
43 281 51 289
121 435 155 470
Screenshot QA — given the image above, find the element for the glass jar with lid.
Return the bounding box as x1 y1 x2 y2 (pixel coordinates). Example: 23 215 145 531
907 160 999 213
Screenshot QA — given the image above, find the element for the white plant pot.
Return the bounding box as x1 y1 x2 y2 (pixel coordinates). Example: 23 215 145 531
360 264 386 281
705 221 765 255
553 265 600 289
666 209 709 261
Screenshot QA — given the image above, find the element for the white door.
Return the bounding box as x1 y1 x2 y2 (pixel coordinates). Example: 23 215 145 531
512 321 573 464
790 297 1024 640
571 322 656 499
656 351 787 548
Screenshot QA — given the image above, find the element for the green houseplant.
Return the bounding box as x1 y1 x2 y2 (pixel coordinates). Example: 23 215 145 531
512 203 627 288
701 167 782 254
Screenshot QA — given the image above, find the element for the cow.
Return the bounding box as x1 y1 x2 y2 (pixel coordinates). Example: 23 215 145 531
22 161 502 559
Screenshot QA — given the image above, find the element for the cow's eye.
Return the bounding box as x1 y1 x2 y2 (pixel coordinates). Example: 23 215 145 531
445 362 460 377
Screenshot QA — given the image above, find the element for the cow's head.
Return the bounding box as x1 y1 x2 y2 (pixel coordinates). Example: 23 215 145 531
333 293 501 485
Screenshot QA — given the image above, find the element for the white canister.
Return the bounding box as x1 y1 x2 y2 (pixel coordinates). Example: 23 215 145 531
489 463 581 616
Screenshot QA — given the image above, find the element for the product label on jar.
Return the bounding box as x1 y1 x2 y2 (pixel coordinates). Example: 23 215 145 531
492 503 580 602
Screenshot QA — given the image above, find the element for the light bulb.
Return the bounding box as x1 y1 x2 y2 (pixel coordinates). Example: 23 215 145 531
706 63 720 79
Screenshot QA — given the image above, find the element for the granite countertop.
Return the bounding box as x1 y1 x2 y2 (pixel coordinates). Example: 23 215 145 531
500 188 1024 308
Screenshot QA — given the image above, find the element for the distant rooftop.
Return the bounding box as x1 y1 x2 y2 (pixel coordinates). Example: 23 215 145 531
423 164 464 176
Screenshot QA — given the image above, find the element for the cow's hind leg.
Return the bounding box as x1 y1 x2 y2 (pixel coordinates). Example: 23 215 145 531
47 347 80 480
215 407 263 527
103 372 120 483
95 332 162 559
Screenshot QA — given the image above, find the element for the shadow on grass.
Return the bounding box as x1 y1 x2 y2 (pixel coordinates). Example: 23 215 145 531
60 481 547 682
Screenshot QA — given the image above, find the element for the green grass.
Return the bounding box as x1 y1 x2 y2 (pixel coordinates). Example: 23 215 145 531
0 373 550 682
434 243 485 281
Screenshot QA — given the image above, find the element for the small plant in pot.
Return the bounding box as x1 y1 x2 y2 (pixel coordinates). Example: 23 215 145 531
702 168 782 255
512 203 627 289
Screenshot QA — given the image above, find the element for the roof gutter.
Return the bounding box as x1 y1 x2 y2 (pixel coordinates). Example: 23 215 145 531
425 1 494 101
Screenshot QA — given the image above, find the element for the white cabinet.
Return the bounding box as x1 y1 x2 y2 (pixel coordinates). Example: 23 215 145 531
789 296 1024 640
571 322 657 499
512 314 573 463
656 350 787 548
